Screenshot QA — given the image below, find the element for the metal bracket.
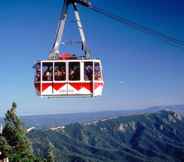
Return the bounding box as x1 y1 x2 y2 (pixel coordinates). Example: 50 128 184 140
48 0 91 60
72 2 90 58
49 0 68 60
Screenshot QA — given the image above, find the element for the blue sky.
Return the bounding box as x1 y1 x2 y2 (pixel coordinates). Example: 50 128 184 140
0 0 183 116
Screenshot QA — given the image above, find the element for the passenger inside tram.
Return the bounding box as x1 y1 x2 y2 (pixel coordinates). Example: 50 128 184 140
35 63 41 81
94 63 102 81
54 63 66 81
43 63 53 81
84 62 93 81
69 62 80 81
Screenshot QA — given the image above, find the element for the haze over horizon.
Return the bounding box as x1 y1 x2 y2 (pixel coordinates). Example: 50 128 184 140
0 0 183 116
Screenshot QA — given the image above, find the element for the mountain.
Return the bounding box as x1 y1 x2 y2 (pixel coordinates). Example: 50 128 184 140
1 104 184 129
11 104 184 128
21 110 136 128
143 105 184 113
28 110 184 162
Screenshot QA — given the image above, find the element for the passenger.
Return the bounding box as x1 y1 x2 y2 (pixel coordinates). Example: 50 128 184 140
85 64 92 80
43 66 52 81
70 66 80 80
70 68 75 80
54 67 59 80
35 72 40 81
35 65 41 81
95 64 101 80
55 67 66 80
74 66 80 80
36 64 40 72
60 67 66 80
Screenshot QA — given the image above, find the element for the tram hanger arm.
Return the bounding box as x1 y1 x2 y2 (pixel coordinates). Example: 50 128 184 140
68 0 92 7
49 0 68 59
49 0 92 60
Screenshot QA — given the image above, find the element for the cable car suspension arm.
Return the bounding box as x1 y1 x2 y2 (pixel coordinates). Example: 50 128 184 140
73 2 90 58
49 0 91 60
49 0 68 59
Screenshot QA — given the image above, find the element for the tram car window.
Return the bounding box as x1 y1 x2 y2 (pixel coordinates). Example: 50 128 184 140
94 62 102 81
84 62 93 81
35 63 41 82
42 62 53 81
69 62 80 81
54 62 66 81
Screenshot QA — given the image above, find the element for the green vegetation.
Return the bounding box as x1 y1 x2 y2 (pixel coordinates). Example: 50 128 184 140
29 110 184 162
1 103 184 162
2 102 35 161
0 102 54 162
47 143 56 162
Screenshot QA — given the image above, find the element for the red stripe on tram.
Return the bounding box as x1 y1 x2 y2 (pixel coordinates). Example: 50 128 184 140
70 82 93 91
53 83 65 91
69 83 81 91
42 83 52 92
82 83 93 91
94 83 103 90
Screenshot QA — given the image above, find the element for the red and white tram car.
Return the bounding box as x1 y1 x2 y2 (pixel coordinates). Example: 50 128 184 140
34 54 104 97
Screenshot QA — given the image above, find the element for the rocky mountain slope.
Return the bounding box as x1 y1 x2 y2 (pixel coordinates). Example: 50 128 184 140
28 110 184 162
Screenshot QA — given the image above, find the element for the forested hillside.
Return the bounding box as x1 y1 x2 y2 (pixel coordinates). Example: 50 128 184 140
29 110 184 162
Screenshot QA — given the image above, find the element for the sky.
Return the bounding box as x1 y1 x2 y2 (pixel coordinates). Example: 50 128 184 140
0 0 183 116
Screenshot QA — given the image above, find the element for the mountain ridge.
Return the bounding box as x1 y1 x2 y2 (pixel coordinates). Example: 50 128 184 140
1 104 184 129
28 110 184 162
19 104 184 128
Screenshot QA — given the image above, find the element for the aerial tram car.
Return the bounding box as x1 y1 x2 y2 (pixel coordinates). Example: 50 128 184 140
34 0 104 97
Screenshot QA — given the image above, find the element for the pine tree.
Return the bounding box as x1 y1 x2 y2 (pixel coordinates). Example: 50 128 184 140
0 135 11 158
2 102 35 162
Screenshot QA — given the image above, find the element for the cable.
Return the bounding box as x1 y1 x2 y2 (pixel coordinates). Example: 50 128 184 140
87 5 184 49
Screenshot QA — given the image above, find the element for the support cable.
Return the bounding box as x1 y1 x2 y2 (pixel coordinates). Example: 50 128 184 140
87 5 184 49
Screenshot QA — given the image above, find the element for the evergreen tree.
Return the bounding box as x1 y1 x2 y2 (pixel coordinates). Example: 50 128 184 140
0 135 11 158
2 102 35 162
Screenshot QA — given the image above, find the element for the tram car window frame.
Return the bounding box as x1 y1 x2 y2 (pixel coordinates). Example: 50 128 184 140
54 62 66 81
84 61 93 81
69 61 81 81
94 62 102 81
42 62 53 82
34 63 41 82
